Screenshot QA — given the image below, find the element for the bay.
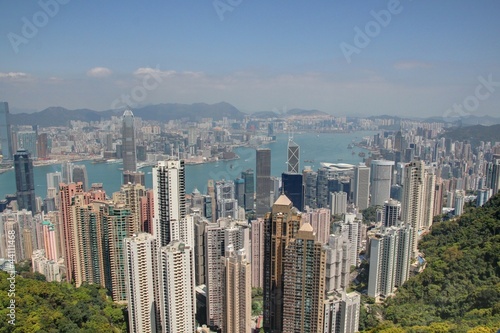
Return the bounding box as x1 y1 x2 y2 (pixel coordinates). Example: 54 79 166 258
0 131 374 199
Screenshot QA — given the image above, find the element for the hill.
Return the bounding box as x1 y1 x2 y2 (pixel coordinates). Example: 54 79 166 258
250 108 330 119
285 108 329 117
365 194 500 332
0 268 126 332
441 124 500 145
10 102 246 126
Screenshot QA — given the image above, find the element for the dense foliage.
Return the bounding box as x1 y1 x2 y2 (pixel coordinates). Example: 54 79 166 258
0 271 126 332
366 193 500 332
362 205 381 224
441 124 500 146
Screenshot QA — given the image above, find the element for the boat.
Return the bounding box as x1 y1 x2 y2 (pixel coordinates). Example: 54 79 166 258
304 159 314 163
347 144 353 149
358 152 366 157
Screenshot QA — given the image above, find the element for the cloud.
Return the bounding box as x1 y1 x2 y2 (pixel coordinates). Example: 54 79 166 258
133 67 204 78
87 67 112 77
393 61 432 70
0 72 32 80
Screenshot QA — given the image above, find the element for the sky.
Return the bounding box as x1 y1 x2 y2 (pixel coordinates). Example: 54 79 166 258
1 0 499 119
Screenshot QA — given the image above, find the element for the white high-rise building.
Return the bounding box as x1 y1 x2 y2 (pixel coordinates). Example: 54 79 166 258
46 171 62 196
454 190 465 216
370 160 394 207
205 219 250 331
159 241 196 333
323 291 361 333
153 160 186 247
332 214 361 268
215 180 239 220
353 164 370 210
224 246 252 333
251 218 265 288
324 233 351 292
330 191 347 216
402 159 425 257
422 168 436 230
367 224 413 300
124 233 159 333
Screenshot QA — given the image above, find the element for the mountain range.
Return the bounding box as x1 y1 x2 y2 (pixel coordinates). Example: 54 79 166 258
10 102 332 127
9 102 500 127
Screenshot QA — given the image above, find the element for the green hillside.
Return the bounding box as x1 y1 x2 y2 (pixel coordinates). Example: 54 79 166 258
0 270 126 332
365 194 500 332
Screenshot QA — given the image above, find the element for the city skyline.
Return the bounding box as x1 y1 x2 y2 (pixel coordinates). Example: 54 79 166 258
1 112 500 331
1 1 499 118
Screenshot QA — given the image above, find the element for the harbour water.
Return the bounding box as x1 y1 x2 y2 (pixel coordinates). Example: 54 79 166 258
0 131 374 199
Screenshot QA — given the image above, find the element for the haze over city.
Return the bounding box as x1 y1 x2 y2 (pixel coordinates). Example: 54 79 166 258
1 1 500 118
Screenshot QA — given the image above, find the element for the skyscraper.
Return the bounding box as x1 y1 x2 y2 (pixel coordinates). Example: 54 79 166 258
72 197 106 287
303 168 318 209
59 182 84 283
114 183 146 236
234 178 245 208
14 149 36 214
153 160 186 247
402 159 424 257
367 224 413 300
215 180 239 220
454 190 465 216
287 138 299 174
422 168 436 230
159 241 196 333
122 110 137 173
0 102 12 160
37 133 49 158
72 165 88 191
323 291 361 333
256 148 271 216
205 219 250 331
282 223 326 333
282 172 304 211
16 131 38 159
103 202 133 302
124 233 159 333
263 195 302 332
46 171 62 196
251 218 265 288
383 199 401 228
324 233 351 292
330 191 348 216
241 169 255 211
224 246 252 333
370 160 394 207
353 164 370 210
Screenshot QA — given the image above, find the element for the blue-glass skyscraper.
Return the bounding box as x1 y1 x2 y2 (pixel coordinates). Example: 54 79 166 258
14 149 36 214
282 172 304 211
